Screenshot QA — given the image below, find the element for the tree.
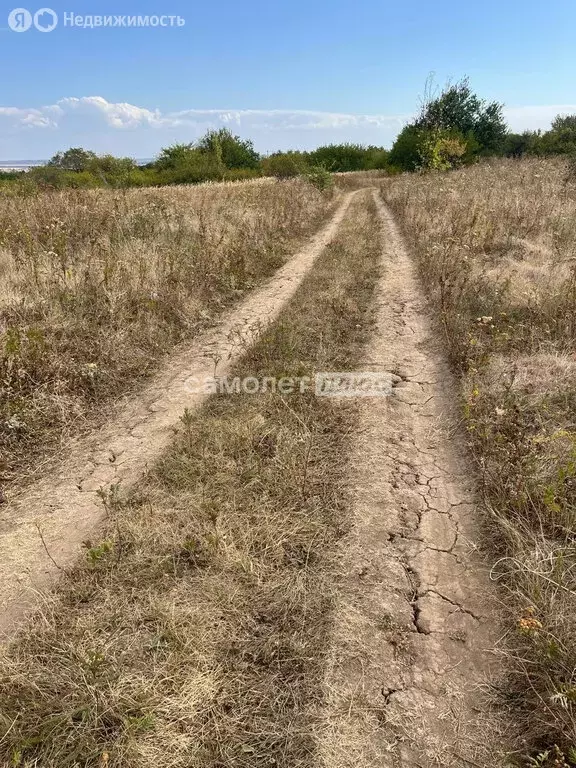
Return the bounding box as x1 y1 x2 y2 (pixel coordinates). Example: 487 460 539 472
389 79 507 171
419 130 468 171
86 155 139 187
196 128 260 169
307 143 367 172
415 79 506 155
552 115 576 132
306 143 389 172
154 143 196 171
539 115 576 155
48 147 97 172
502 131 541 158
388 125 423 171
363 147 390 170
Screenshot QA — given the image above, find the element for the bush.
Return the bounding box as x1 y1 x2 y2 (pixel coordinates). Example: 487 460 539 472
307 143 366 172
539 115 576 156
390 79 506 171
419 129 469 171
306 143 390 172
387 125 425 171
363 147 390 170
303 165 334 191
502 131 542 158
48 147 97 172
155 151 223 185
262 152 306 179
222 168 262 182
28 165 69 188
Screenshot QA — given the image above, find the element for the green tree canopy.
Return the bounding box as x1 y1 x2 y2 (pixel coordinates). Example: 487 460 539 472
539 115 576 155
389 79 507 171
197 128 260 169
414 79 506 154
154 143 196 171
48 147 97 172
261 151 306 179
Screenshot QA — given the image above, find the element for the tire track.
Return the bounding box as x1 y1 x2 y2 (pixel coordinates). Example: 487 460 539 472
319 192 507 768
0 190 358 639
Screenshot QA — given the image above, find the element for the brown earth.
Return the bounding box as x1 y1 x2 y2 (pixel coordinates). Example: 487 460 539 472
319 192 508 768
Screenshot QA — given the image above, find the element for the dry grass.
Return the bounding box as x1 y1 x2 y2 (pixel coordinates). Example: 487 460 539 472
333 170 389 190
381 157 576 766
0 179 339 486
0 192 382 767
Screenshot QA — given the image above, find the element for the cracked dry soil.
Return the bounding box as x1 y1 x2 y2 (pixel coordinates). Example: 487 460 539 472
320 193 507 768
0 191 357 639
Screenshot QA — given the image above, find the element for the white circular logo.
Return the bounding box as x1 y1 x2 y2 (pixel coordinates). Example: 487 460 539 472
34 7 57 31
8 8 32 31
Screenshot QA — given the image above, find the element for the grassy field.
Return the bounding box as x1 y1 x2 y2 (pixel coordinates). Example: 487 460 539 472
0 179 339 488
382 157 576 763
3 158 575 766
0 192 382 768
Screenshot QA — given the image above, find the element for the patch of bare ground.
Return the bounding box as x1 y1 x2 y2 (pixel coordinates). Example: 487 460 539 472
381 157 576 766
319 192 508 768
0 190 383 767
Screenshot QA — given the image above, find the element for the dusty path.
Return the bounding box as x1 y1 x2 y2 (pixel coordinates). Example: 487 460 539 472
320 193 506 767
0 190 357 639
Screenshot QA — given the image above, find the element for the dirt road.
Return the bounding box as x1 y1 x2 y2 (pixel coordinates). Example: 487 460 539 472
320 192 506 768
0 190 357 638
0 188 507 765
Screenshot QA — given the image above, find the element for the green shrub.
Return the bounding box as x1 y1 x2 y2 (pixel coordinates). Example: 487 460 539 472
388 125 425 171
261 152 306 179
419 129 469 171
303 165 334 191
306 143 389 172
363 147 390 170
197 128 260 170
390 79 506 171
48 147 97 172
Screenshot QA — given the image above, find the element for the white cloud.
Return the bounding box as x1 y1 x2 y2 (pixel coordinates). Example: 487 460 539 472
504 105 576 132
0 96 408 158
57 96 165 129
0 96 574 159
0 97 406 133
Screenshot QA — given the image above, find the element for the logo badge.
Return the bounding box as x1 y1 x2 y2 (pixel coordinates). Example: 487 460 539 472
7 7 58 31
34 7 58 31
8 8 32 31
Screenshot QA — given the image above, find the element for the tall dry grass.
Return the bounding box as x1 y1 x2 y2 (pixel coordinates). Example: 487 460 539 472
0 179 339 485
0 192 382 768
382 157 576 765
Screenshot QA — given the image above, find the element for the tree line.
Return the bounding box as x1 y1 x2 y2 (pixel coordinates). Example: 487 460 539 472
0 132 388 190
2 80 575 191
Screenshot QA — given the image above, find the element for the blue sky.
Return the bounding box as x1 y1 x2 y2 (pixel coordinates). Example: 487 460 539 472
0 0 575 159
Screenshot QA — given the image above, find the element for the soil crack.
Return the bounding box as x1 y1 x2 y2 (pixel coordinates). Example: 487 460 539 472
0 191 359 640
319 191 506 768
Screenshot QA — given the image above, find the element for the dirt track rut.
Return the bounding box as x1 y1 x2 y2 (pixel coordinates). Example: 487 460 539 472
0 190 356 638
320 192 505 768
